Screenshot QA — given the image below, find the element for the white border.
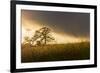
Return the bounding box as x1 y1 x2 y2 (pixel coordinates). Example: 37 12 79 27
16 4 94 69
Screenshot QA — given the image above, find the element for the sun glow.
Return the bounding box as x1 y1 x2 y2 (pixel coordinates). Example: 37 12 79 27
22 23 89 44
52 32 89 44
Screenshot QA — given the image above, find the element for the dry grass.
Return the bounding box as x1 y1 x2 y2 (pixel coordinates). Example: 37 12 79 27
21 42 90 63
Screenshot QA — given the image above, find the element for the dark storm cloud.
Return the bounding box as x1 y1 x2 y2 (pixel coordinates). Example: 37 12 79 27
22 10 90 38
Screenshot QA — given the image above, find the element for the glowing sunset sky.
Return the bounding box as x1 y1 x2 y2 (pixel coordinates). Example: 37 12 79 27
21 10 90 44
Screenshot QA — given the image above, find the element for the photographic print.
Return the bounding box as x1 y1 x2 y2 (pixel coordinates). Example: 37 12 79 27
11 1 97 72
21 10 90 63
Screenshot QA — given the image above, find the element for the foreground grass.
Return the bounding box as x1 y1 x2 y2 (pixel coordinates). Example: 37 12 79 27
21 42 90 63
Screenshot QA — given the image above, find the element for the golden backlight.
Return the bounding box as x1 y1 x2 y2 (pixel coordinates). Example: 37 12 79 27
21 10 90 63
21 21 89 44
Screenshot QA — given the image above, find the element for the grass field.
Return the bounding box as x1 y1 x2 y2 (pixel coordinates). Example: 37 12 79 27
21 42 90 63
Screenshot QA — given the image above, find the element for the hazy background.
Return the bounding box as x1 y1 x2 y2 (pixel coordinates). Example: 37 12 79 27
21 10 90 43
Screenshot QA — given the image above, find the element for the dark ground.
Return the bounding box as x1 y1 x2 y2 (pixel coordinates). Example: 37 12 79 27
21 42 90 63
